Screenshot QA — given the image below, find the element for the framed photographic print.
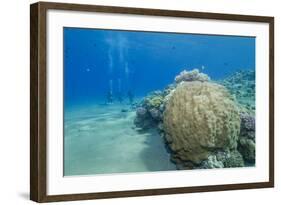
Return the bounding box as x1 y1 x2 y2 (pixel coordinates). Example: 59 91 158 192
30 1 274 202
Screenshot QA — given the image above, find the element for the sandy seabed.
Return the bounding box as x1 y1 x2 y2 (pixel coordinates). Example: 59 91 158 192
64 103 177 176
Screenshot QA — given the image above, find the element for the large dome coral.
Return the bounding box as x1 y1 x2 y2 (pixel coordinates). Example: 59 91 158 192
163 81 241 164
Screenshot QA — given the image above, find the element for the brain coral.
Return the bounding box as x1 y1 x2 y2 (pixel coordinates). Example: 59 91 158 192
163 81 241 164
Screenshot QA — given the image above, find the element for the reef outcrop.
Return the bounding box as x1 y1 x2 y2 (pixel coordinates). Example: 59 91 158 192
238 114 255 163
163 81 241 164
199 150 244 169
175 69 210 83
134 69 256 170
220 70 255 115
134 91 165 130
220 70 256 165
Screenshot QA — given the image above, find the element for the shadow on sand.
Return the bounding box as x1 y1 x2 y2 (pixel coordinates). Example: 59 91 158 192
137 128 177 172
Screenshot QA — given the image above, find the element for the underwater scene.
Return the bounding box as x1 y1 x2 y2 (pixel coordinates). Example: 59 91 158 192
64 27 255 176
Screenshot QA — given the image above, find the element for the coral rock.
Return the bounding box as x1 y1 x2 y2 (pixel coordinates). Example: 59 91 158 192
163 81 241 164
145 95 164 108
134 107 156 129
223 150 245 167
200 155 224 169
238 137 255 163
220 70 255 115
175 69 210 83
238 114 255 163
240 114 255 140
136 107 147 117
149 108 162 121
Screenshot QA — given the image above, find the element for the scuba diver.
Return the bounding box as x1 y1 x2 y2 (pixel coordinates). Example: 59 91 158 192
127 90 134 104
106 79 114 104
106 91 113 104
117 92 123 103
116 78 124 104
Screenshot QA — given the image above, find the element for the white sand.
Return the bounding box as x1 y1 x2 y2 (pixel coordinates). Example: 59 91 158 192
64 104 177 176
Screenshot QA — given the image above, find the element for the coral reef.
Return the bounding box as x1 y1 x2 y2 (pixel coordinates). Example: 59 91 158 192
200 155 224 169
220 70 255 115
238 137 255 163
163 81 241 164
238 114 256 163
134 69 212 131
220 71 256 164
240 114 255 140
144 93 164 108
223 150 245 167
134 69 256 170
134 91 166 130
134 107 157 129
175 69 210 83
200 150 244 169
136 107 147 116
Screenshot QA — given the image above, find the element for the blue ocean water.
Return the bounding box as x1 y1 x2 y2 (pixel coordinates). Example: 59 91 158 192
64 28 255 107
63 27 255 176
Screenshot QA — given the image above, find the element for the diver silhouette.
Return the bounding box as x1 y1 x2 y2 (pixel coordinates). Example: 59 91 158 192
106 91 113 104
117 92 123 103
127 90 134 104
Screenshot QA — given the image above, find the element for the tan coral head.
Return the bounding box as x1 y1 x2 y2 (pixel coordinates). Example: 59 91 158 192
163 81 241 164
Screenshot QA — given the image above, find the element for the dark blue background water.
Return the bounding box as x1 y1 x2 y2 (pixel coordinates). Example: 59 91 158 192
64 27 255 106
